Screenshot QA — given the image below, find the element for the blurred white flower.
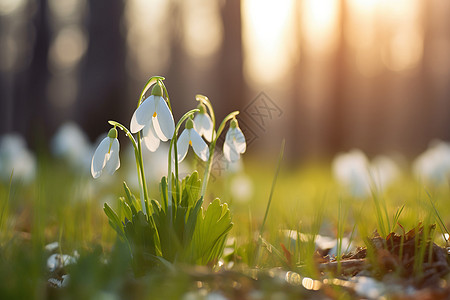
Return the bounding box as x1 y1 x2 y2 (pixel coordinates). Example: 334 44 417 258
413 140 450 185
47 253 77 272
230 174 253 203
91 128 120 179
352 276 386 299
332 149 371 197
177 118 209 162
130 84 175 151
370 155 400 192
332 150 399 197
51 122 93 172
193 103 214 142
223 118 246 163
0 134 36 183
125 143 170 188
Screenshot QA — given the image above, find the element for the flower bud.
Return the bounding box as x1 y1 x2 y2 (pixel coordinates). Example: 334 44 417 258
186 118 194 130
151 83 163 97
230 118 238 129
108 128 118 139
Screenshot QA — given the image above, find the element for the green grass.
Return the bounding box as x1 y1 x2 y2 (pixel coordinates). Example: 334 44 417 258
0 155 449 298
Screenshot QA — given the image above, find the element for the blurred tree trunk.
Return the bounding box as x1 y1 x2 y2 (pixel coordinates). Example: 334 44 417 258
326 0 347 155
288 0 308 162
216 0 244 121
165 0 187 120
22 0 51 145
77 0 127 140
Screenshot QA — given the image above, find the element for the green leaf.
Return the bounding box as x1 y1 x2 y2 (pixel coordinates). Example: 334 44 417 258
103 203 125 239
180 171 201 208
184 199 233 265
119 197 132 221
123 211 158 275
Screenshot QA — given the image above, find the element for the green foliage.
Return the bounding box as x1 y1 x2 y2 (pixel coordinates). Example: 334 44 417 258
103 171 233 275
184 199 233 264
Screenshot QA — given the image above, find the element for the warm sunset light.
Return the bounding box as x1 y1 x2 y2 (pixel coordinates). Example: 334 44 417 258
242 0 296 85
1 1 450 298
302 0 339 57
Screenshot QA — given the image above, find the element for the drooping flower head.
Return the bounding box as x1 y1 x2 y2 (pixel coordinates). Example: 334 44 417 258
130 83 175 152
223 118 246 162
177 118 209 162
91 128 120 178
193 103 214 142
0 134 36 183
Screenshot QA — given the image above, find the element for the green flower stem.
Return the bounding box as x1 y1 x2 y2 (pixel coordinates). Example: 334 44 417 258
200 111 239 198
108 121 149 215
138 76 165 107
167 109 200 213
160 80 172 112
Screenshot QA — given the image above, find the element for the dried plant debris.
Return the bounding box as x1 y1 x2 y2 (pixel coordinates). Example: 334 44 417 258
314 224 450 298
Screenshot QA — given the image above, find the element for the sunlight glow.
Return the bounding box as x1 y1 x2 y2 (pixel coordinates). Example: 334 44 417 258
242 0 297 85
48 26 87 72
380 0 423 72
125 0 170 78
0 0 26 15
302 0 339 57
182 0 223 59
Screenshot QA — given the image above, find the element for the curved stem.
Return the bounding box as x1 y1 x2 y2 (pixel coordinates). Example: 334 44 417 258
216 111 239 138
160 80 172 112
200 111 239 198
167 109 200 214
138 76 165 107
108 120 149 215
195 94 216 141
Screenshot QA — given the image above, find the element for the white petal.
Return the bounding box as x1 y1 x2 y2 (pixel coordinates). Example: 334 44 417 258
233 127 246 153
223 139 240 162
103 138 120 175
177 130 190 162
190 129 209 161
130 96 156 133
91 137 110 178
142 121 160 152
155 96 175 140
152 117 168 142
194 114 213 142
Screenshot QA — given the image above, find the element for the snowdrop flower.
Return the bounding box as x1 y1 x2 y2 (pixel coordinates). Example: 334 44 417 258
370 155 400 191
333 150 400 197
413 140 450 185
51 122 93 172
130 83 175 151
223 118 246 163
193 103 213 142
177 118 209 162
91 128 120 178
0 134 36 183
332 149 371 198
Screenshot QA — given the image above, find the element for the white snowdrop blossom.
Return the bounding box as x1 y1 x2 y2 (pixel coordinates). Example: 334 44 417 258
91 128 120 179
130 83 175 151
177 118 209 162
193 103 213 142
0 134 36 183
413 140 450 185
369 155 400 191
332 149 372 198
51 122 93 172
332 150 400 197
223 118 246 163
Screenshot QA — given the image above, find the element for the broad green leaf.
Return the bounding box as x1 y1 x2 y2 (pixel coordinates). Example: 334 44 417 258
184 199 233 265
